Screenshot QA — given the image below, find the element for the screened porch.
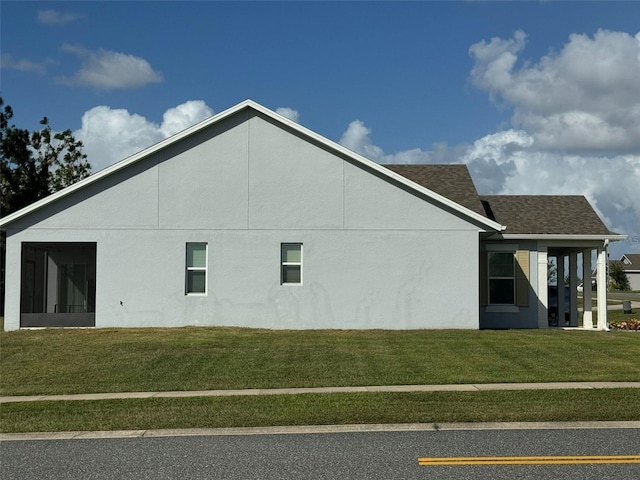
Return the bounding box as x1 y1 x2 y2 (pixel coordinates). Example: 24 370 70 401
20 242 96 327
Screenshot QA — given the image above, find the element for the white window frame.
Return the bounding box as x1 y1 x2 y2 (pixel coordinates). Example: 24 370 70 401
185 242 207 295
281 243 303 285
488 251 515 305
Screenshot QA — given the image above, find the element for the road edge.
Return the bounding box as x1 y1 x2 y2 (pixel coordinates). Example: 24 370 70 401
2 421 640 441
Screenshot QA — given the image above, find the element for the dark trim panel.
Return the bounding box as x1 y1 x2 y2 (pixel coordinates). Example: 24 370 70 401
20 313 95 328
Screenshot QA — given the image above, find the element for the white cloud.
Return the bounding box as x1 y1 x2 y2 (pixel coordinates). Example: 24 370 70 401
340 30 640 252
0 54 50 74
464 28 640 252
61 44 163 90
160 101 214 137
460 132 640 237
340 120 435 164
336 29 640 253
275 107 300 123
37 10 83 25
75 101 214 171
339 116 640 254
469 29 640 154
340 120 384 161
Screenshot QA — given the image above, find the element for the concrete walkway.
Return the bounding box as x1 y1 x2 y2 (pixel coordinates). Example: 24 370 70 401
602 301 640 311
2 382 639 404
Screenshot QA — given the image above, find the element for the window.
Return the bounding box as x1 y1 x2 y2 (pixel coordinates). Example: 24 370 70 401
186 243 207 294
281 243 302 285
488 252 515 304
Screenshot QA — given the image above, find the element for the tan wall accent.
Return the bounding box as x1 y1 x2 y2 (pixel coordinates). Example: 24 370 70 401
516 250 530 307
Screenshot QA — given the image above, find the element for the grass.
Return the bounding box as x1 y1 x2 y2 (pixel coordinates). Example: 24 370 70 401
594 308 638 325
1 327 639 397
2 389 639 433
2 326 638 433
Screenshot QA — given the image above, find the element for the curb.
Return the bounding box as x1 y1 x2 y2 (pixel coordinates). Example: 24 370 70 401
2 421 640 442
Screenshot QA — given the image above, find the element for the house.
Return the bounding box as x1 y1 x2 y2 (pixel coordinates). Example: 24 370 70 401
614 254 640 290
0 100 626 331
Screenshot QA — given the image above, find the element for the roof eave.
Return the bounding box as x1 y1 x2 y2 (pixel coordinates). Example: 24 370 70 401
0 100 257 229
0 99 504 232
488 233 628 241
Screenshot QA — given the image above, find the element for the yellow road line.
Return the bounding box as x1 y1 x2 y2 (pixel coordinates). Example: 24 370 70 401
418 455 640 466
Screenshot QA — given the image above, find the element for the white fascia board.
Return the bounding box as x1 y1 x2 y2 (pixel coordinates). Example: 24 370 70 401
0 101 254 228
490 234 628 241
0 99 504 232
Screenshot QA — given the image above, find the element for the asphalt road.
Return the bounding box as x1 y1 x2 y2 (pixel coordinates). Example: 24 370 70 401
2 427 639 479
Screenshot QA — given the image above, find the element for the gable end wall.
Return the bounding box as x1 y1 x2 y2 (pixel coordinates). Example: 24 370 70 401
3 112 483 330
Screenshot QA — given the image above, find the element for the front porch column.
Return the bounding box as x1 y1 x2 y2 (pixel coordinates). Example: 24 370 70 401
582 249 593 329
569 252 579 327
537 247 549 328
557 255 566 326
596 245 608 330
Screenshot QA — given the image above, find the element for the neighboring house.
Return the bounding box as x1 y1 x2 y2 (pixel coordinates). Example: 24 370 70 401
616 254 640 290
0 100 625 331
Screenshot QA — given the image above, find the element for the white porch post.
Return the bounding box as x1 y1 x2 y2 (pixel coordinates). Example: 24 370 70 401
557 255 566 326
596 244 609 331
537 247 549 328
569 252 579 327
582 249 593 329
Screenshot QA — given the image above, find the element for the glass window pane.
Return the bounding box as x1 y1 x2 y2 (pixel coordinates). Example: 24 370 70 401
282 244 301 263
489 252 514 277
187 243 207 268
489 279 515 304
187 271 206 294
282 265 301 284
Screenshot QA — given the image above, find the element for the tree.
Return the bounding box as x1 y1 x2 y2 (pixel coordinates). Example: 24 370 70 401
1 97 91 216
547 258 557 285
1 97 91 315
609 261 631 291
564 273 579 287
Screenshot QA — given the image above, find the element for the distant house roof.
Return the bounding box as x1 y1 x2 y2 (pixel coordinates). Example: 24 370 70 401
383 164 486 217
479 195 619 236
620 254 640 271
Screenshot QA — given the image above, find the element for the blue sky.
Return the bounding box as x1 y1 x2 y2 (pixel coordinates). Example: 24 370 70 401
2 1 640 256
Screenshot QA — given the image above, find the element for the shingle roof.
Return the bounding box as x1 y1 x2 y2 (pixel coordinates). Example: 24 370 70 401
621 254 640 270
383 164 486 217
383 165 621 237
479 195 616 235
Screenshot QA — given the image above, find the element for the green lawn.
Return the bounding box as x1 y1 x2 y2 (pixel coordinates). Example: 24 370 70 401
2 327 639 396
2 389 639 433
595 308 638 326
2 327 639 433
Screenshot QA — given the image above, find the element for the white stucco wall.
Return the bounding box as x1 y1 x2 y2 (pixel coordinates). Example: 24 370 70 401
3 111 483 330
627 272 640 291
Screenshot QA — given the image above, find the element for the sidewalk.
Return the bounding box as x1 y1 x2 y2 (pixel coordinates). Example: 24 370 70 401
604 301 640 311
2 382 639 404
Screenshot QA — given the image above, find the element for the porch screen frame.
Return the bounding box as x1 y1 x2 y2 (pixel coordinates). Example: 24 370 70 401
20 242 96 328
